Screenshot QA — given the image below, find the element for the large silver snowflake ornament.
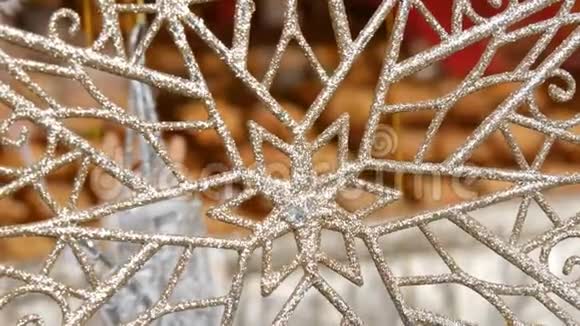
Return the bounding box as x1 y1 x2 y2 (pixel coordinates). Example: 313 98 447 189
0 0 580 325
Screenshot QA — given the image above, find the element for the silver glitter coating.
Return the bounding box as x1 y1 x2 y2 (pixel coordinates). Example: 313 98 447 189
0 0 579 325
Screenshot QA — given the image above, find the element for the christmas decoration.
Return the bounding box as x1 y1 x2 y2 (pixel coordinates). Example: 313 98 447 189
0 0 579 325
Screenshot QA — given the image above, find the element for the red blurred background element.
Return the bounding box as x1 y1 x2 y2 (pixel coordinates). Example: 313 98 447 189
361 0 580 76
212 0 580 76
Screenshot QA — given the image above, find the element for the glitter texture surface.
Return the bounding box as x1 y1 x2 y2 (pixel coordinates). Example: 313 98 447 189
0 0 580 325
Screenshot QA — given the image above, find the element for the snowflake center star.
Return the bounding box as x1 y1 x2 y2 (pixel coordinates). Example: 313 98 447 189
285 204 308 224
282 195 321 227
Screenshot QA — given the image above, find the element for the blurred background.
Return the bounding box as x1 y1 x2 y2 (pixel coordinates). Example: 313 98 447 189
0 1 580 324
